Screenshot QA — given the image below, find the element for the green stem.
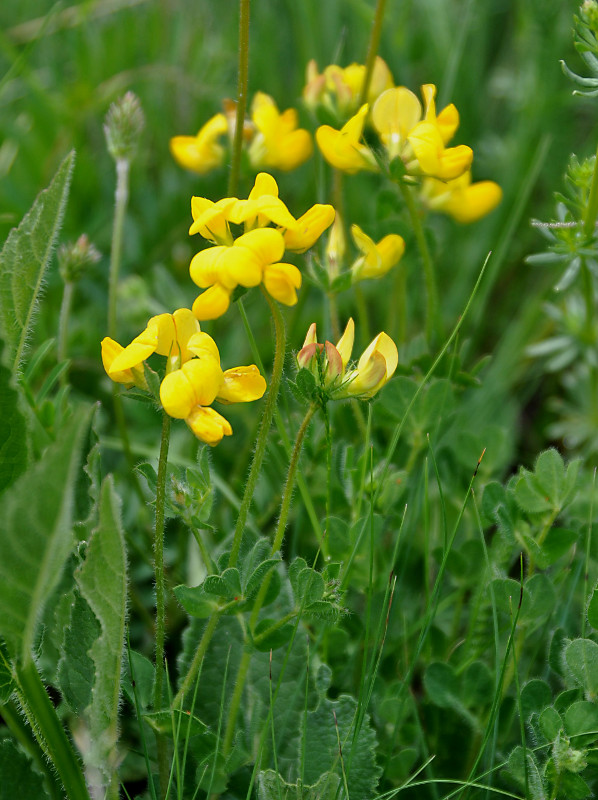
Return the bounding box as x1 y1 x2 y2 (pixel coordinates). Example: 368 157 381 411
16 659 90 800
358 0 388 106
398 180 441 345
228 290 286 568
227 0 250 197
221 403 317 757
271 403 317 556
153 411 171 798
173 612 222 709
584 140 598 239
108 157 129 339
57 280 74 385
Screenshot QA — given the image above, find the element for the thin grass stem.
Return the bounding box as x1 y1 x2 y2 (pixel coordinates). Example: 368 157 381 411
227 0 250 197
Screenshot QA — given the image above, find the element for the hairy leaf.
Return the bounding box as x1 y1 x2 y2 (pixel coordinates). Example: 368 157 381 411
0 405 91 661
0 151 75 372
0 337 28 493
0 739 49 799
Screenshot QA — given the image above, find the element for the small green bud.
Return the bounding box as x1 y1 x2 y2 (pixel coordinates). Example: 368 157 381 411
582 0 598 33
58 234 101 283
104 91 145 163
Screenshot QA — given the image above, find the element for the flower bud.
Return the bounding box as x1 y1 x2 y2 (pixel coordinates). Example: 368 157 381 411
58 234 101 283
104 91 145 163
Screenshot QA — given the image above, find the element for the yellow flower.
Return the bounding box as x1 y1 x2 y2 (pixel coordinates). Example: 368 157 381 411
102 309 267 445
160 358 266 445
304 57 393 117
106 308 200 376
188 173 334 318
350 224 405 282
316 105 378 174
421 172 502 223
371 85 472 180
297 318 398 400
248 92 313 171
169 113 228 174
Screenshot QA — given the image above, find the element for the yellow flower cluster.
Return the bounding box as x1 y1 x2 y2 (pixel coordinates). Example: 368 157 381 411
189 173 335 319
297 318 398 400
101 308 266 445
314 74 502 223
170 93 312 175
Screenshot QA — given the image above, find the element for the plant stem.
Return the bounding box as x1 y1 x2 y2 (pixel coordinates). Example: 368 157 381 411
221 403 317 757
108 157 129 339
16 659 90 800
57 280 73 385
358 0 388 106
228 290 286 568
172 612 222 709
398 179 441 345
584 140 598 239
153 410 171 798
227 0 250 197
271 403 317 555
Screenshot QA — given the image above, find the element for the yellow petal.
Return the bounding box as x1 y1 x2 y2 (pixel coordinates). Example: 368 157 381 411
435 144 474 181
192 284 232 320
262 262 302 305
186 406 233 446
160 356 224 418
108 314 170 373
357 332 398 382
372 87 422 142
335 318 355 368
351 226 405 280
316 105 376 174
248 171 280 201
424 174 502 223
102 337 134 385
172 308 201 363
217 365 267 404
187 331 221 362
169 113 228 174
283 204 336 253
189 196 236 243
234 227 286 265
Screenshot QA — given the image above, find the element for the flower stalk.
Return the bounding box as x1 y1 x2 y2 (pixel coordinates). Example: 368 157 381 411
358 0 389 106
228 0 251 197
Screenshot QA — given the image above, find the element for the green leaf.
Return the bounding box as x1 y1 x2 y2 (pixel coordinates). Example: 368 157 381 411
521 679 552 721
245 559 280 600
174 584 219 618
587 582 598 630
293 567 325 606
253 618 295 652
0 337 28 493
76 475 128 785
564 700 598 746
0 739 49 799
57 591 101 713
144 709 209 738
539 707 563 741
203 568 242 600
0 405 91 661
565 639 598 699
505 747 547 800
257 770 340 800
0 151 75 372
122 650 155 709
538 527 579 567
514 449 580 515
0 638 16 703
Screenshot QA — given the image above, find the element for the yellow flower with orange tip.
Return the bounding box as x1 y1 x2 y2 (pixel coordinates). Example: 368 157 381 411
188 173 335 319
315 105 378 174
421 171 502 223
101 308 267 445
248 92 313 171
303 57 393 117
350 224 405 282
169 113 228 174
297 318 398 400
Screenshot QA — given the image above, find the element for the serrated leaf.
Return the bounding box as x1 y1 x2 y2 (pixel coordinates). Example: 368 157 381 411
0 337 28 493
0 151 75 372
0 739 49 799
0 405 91 661
565 639 598 699
76 475 128 786
174 583 219 618
257 769 341 800
57 592 101 713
